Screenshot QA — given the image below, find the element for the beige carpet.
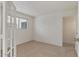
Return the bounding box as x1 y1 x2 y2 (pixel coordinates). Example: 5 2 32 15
16 40 77 57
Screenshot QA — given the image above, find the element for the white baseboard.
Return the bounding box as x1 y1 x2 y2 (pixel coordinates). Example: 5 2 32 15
16 40 32 46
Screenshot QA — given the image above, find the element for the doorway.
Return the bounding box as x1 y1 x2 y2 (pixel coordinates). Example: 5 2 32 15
63 16 76 46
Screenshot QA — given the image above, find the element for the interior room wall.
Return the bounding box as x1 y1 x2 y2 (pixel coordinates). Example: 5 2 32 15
77 2 79 38
33 8 77 47
15 11 34 45
75 1 79 56
0 3 3 50
33 12 63 47
0 3 1 50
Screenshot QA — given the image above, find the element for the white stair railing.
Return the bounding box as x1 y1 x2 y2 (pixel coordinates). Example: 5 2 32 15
0 1 16 57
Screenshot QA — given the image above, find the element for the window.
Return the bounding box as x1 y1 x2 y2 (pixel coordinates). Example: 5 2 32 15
16 17 27 30
20 20 27 29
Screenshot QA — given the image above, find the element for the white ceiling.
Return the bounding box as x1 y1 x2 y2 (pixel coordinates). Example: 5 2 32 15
13 1 77 16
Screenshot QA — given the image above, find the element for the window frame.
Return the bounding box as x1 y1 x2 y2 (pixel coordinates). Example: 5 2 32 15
16 17 28 30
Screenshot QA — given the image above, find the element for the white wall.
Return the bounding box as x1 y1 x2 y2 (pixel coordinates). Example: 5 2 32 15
33 8 77 47
15 11 34 45
33 12 63 47
75 1 79 56
0 3 1 50
77 2 79 38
